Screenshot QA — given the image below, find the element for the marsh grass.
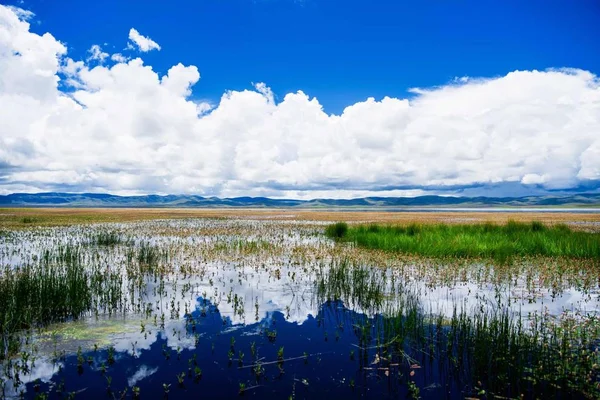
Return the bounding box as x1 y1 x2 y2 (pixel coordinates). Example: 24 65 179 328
92 231 121 246
1 246 91 327
435 307 600 398
317 258 386 312
317 259 600 399
325 222 348 239
0 245 124 359
137 242 161 267
328 221 600 263
213 239 273 254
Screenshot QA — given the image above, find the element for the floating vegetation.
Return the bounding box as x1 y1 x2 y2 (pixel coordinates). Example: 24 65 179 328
328 220 600 263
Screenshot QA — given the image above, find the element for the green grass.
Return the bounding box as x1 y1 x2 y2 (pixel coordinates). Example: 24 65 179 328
326 221 600 263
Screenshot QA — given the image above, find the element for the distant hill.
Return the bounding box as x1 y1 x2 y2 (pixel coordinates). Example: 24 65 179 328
1 192 600 208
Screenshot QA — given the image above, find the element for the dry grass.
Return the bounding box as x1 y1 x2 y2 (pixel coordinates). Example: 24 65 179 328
1 207 599 231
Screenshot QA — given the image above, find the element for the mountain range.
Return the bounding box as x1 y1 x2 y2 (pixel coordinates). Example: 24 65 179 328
1 192 600 208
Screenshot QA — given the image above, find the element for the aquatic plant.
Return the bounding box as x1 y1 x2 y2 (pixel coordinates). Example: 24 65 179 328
265 329 277 342
327 221 600 263
162 383 170 396
136 242 162 272
92 231 121 246
317 258 600 399
316 258 386 312
177 372 186 387
325 222 348 239
0 246 124 358
0 215 598 398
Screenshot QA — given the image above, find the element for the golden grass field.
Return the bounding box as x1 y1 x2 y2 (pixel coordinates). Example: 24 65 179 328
1 207 600 231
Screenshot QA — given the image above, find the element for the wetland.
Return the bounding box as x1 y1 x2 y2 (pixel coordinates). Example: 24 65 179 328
0 209 599 399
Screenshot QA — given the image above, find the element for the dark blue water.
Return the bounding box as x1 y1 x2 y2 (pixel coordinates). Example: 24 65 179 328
22 300 464 399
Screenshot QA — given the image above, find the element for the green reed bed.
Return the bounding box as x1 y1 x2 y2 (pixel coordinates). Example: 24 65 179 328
317 259 600 398
0 245 124 359
327 221 600 263
0 256 89 331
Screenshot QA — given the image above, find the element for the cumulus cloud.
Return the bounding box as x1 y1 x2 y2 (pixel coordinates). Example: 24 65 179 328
128 27 161 52
0 5 599 198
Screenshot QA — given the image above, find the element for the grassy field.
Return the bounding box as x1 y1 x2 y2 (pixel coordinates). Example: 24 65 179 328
2 207 600 230
326 221 600 263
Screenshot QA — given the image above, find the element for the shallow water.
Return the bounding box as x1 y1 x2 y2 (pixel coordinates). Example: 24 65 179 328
1 218 598 399
11 301 475 399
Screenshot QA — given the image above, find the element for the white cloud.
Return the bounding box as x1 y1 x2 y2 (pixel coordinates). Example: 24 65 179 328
111 52 129 63
1 5 599 198
5 5 34 21
128 27 161 52
87 44 108 63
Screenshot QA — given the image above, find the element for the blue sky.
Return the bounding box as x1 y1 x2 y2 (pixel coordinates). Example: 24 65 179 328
15 0 600 114
1 1 600 198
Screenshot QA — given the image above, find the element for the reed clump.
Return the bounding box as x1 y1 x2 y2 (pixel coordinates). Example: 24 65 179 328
317 258 386 312
92 231 121 246
137 242 161 270
327 221 600 263
325 222 348 239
